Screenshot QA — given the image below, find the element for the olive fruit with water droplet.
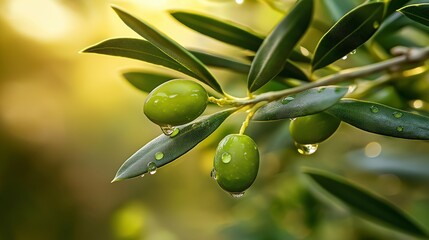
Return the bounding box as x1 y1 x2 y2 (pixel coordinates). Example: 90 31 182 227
289 112 340 144
213 134 259 194
144 80 208 126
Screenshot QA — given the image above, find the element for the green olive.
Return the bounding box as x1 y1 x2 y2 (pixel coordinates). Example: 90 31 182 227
289 112 340 144
144 80 208 126
213 134 259 194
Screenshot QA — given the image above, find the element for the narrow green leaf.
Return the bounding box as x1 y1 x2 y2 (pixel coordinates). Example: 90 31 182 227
83 38 200 80
170 11 263 52
170 10 311 63
248 0 313 92
122 71 175 93
191 50 309 81
252 86 348 121
326 99 429 140
190 50 251 74
385 0 411 17
303 168 429 238
312 2 385 71
399 4 429 27
112 108 236 181
111 6 223 93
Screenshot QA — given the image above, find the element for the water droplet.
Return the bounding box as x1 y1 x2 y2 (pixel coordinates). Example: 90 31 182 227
342 55 348 60
210 168 217 180
396 126 404 132
221 152 232 164
169 128 180 138
155 152 164 160
295 142 318 155
350 49 357 55
160 125 175 136
373 21 380 29
370 106 379 113
140 174 145 178
289 118 297 121
230 192 245 198
281 96 294 104
147 162 157 175
392 112 403 118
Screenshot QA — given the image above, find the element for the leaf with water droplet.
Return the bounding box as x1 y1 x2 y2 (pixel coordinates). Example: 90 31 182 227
112 108 236 182
169 128 180 138
147 162 157 175
312 2 385 71
326 99 429 140
252 86 348 121
370 105 379 113
398 3 429 27
155 152 164 160
160 125 175 136
303 167 429 238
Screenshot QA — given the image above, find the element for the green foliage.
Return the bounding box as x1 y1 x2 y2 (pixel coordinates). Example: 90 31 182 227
84 0 429 238
247 0 313 92
326 99 429 140
304 168 429 238
312 2 385 70
399 3 429 27
112 108 236 181
112 6 223 93
252 86 348 121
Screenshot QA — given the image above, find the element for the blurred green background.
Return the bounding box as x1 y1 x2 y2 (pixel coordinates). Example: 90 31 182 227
1 0 429 239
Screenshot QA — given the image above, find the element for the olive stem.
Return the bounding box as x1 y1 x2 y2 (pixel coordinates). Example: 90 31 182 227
231 46 429 106
239 105 258 135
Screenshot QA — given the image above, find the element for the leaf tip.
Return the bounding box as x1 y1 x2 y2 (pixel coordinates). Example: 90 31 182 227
111 176 123 183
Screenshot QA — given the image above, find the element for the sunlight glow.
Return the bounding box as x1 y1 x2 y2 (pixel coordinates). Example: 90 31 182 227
4 0 78 41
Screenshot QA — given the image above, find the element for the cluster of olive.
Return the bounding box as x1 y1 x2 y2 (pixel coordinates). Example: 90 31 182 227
144 79 339 196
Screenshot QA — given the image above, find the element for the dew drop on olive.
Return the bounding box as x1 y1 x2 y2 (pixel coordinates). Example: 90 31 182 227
213 134 259 194
289 112 340 144
144 80 208 126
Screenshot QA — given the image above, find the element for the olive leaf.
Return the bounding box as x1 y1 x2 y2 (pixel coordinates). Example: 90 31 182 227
312 2 385 71
170 11 263 52
252 86 348 121
247 0 313 92
170 10 311 63
190 50 251 74
111 6 223 93
191 50 309 81
112 108 236 181
122 71 176 93
326 99 429 140
82 38 201 80
398 4 429 27
385 0 411 17
303 168 429 238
